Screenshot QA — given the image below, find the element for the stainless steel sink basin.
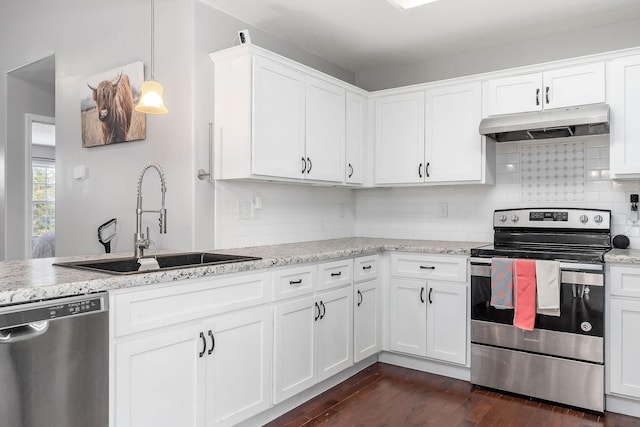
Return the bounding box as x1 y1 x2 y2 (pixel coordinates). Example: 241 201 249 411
54 252 262 275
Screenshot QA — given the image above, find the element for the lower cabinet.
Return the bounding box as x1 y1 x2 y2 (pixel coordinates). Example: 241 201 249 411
608 264 640 400
389 278 467 365
114 305 272 427
273 286 353 403
354 277 381 362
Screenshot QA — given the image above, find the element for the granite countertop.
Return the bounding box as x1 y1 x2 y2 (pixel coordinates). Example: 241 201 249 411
0 237 486 307
605 248 640 264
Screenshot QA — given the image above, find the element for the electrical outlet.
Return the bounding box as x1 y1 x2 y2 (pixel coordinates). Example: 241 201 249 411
438 203 448 218
238 201 252 220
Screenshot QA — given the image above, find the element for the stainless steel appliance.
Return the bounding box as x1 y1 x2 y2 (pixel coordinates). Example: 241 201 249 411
0 293 109 427
470 208 611 412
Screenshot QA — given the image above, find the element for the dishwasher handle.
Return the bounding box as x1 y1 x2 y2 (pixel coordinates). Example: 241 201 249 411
0 321 49 344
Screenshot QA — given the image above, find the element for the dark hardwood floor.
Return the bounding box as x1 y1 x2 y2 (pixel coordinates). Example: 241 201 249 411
265 362 640 427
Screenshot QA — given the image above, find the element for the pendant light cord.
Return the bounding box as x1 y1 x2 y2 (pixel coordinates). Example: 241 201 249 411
150 0 155 80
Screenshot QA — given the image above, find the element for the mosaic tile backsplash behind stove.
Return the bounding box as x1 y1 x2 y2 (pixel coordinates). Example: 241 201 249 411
521 141 586 203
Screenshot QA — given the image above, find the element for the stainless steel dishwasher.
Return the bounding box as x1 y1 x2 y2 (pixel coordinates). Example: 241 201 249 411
0 292 109 427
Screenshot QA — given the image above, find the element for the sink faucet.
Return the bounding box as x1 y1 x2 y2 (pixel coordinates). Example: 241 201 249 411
134 162 167 258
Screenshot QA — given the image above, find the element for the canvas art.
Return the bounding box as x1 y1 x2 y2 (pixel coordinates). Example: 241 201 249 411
81 61 146 147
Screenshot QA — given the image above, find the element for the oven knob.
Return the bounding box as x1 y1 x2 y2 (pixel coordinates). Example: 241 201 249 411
579 214 589 224
511 215 519 223
594 214 603 224
499 215 507 222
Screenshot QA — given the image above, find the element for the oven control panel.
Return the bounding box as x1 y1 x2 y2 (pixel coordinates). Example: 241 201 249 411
494 208 610 229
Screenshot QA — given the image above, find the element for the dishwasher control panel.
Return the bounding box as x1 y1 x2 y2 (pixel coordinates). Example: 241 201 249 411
0 293 107 330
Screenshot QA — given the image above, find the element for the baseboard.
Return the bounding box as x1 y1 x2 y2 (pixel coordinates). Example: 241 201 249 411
606 394 640 418
238 355 378 426
378 351 471 381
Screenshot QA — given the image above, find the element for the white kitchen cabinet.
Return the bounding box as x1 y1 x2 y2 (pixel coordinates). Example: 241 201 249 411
345 91 367 184
114 324 204 427
425 281 467 365
425 82 483 182
353 255 381 362
609 298 640 398
375 82 491 186
114 305 272 427
389 278 428 356
273 286 353 403
211 45 357 184
205 307 273 427
374 91 425 185
607 264 640 401
389 254 468 365
609 54 640 179
305 76 345 182
486 63 605 116
252 56 306 180
111 272 273 427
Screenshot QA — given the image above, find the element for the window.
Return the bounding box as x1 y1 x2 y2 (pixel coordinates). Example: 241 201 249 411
32 160 55 241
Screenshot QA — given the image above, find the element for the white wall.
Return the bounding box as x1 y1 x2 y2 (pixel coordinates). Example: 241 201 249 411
5 73 55 260
356 17 640 91
356 137 640 248
1 0 196 257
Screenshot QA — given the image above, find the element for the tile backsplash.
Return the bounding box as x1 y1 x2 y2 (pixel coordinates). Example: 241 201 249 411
214 136 640 249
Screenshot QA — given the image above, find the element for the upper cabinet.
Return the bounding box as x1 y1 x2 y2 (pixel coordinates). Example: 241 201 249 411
345 92 367 185
374 82 493 185
211 45 360 184
374 91 425 185
609 54 640 179
486 63 605 116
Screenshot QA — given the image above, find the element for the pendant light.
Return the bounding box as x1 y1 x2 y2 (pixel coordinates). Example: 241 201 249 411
135 0 168 114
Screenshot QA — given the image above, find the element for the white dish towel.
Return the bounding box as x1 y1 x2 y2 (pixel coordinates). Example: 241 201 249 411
535 260 561 317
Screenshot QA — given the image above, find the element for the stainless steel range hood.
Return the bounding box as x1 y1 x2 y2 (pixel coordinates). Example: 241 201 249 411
479 103 609 142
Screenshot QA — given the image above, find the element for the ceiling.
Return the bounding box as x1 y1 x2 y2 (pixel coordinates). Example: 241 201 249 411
203 0 640 73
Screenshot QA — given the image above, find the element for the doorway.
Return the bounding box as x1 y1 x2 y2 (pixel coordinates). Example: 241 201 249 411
5 55 55 260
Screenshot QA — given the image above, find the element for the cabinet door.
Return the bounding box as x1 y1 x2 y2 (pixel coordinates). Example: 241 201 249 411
425 82 482 182
316 286 353 381
389 278 427 356
374 92 425 184
305 77 345 182
609 298 640 398
114 324 204 427
253 56 305 180
609 55 640 179
205 306 273 426
345 91 367 184
543 63 605 110
426 281 467 365
354 278 381 362
273 295 317 403
486 73 542 116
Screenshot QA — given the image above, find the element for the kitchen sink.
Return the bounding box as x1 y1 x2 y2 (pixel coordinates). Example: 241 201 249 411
53 252 262 275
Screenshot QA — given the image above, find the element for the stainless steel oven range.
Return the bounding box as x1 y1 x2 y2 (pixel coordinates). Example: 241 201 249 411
470 208 611 412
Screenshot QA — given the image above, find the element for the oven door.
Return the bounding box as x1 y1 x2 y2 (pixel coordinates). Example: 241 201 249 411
469 257 604 363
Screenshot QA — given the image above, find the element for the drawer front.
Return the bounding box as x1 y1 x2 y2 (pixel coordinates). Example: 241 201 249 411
609 265 640 297
272 265 316 301
354 255 379 283
391 253 467 283
318 258 353 291
113 271 271 337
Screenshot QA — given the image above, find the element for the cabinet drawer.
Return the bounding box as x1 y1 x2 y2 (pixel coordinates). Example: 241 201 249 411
609 265 640 297
354 255 379 283
318 258 353 291
113 271 271 337
391 253 467 283
272 265 316 300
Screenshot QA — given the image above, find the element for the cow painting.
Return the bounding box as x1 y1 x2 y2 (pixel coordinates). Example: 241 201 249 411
81 62 145 148
87 73 133 144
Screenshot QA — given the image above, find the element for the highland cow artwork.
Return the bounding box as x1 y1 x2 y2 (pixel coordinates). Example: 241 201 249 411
81 62 145 147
